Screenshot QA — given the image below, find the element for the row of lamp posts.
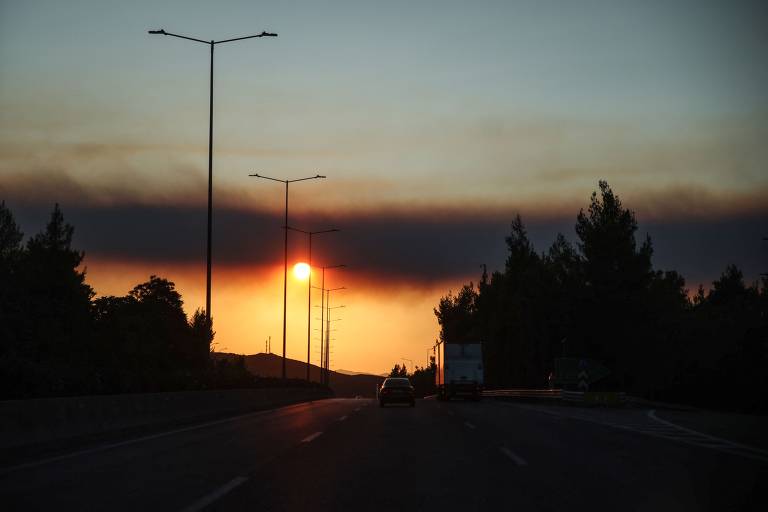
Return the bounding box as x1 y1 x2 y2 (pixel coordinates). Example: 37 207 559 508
149 27 346 383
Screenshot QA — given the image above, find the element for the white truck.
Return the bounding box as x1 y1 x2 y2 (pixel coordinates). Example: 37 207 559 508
436 343 484 400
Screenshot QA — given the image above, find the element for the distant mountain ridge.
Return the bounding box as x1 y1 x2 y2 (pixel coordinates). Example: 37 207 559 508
335 368 390 377
214 352 385 398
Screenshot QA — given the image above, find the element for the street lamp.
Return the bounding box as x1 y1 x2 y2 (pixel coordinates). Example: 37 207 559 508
324 288 346 385
286 226 340 381
248 173 326 379
312 265 345 383
148 28 277 324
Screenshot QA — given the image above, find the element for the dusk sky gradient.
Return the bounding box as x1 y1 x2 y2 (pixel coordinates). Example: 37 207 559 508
2 0 767 374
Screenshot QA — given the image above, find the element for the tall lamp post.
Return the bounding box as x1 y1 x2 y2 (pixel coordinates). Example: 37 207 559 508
249 173 326 379
313 264 345 383
148 28 277 324
324 290 346 385
286 226 340 381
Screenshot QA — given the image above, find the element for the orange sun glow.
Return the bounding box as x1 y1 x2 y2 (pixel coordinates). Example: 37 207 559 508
293 262 311 280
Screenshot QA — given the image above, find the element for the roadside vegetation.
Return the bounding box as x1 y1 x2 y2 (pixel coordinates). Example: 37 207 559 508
388 362 436 398
0 201 321 399
433 182 768 412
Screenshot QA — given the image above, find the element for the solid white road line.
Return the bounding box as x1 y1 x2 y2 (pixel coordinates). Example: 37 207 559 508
338 415 348 422
647 410 768 461
301 432 323 443
464 421 476 429
181 476 248 512
500 447 528 466
494 402 768 463
0 401 329 475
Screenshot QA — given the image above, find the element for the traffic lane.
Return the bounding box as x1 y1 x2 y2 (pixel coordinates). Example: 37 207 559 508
1 398 366 511
214 398 532 511
450 399 768 510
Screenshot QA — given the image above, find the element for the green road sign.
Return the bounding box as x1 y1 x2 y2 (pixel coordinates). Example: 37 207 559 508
555 357 611 385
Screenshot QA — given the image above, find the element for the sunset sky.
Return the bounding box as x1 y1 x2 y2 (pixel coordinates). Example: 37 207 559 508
2 0 767 375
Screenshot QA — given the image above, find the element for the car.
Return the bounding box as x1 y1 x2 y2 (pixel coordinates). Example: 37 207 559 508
379 377 415 407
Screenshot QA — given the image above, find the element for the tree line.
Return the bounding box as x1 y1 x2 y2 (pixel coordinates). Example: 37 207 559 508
0 201 317 399
434 182 767 412
389 361 436 398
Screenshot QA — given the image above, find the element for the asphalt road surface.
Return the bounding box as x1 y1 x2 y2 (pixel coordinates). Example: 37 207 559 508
2 398 766 511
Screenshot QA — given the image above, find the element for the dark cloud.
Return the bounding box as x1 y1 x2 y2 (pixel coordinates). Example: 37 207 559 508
5 196 766 288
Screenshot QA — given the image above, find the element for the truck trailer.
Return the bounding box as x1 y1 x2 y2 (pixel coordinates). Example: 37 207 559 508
436 343 483 400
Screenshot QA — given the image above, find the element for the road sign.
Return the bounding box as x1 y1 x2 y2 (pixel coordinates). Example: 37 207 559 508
577 370 589 391
555 358 611 386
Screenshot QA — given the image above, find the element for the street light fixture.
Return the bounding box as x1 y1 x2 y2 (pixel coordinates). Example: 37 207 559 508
312 265 345 381
248 173 326 379
148 28 277 324
324 287 346 385
286 226 340 381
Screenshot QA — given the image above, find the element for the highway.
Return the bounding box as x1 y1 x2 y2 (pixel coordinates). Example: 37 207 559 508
2 398 766 511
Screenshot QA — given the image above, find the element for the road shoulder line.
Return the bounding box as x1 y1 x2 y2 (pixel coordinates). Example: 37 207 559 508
647 410 768 457
0 400 333 475
181 476 248 512
301 432 323 443
500 447 528 466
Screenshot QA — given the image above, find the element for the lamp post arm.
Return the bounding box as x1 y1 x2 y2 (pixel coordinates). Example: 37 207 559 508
288 175 326 183
248 173 286 184
215 32 278 44
149 29 209 44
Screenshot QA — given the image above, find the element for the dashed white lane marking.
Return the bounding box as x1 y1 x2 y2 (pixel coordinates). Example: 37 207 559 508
464 421 476 430
338 415 348 422
301 432 323 443
500 447 528 466
181 476 248 512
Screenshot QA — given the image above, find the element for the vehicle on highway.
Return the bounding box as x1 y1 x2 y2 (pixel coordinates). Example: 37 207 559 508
436 343 483 400
378 377 415 407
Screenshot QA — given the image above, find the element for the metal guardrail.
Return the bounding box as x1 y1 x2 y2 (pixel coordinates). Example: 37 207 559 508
560 390 584 402
482 389 562 399
562 390 626 404
483 389 627 405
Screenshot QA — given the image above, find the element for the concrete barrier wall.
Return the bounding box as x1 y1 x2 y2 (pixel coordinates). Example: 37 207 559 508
0 387 331 451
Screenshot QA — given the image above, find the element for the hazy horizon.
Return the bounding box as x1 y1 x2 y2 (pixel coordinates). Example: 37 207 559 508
2 0 767 374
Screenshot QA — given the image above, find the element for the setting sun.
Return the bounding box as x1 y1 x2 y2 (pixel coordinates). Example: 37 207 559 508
293 262 311 280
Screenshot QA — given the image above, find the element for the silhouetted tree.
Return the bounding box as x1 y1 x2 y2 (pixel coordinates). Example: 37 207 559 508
389 363 408 377
0 202 25 394
93 276 210 392
0 202 324 399
434 181 767 411
434 283 479 345
11 204 95 395
573 181 654 388
409 359 436 397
